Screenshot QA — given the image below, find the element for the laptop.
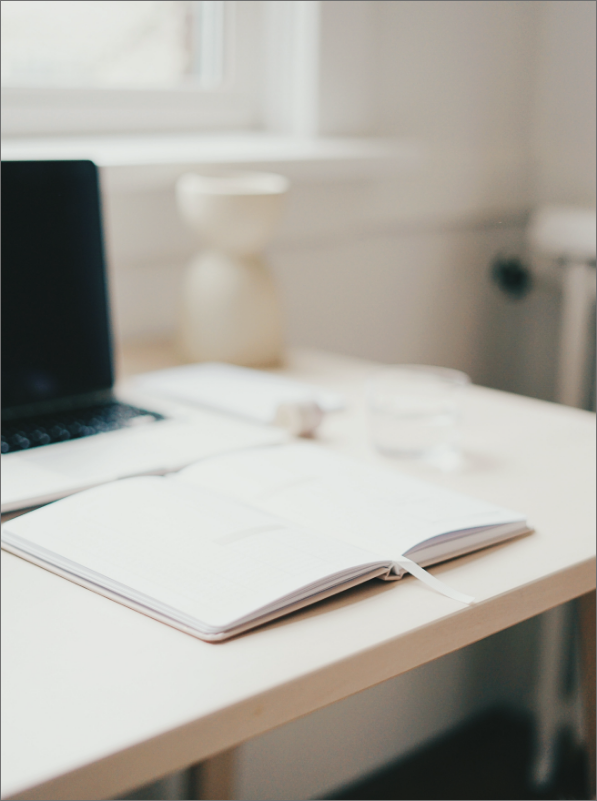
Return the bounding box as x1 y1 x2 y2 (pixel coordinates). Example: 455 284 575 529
1 160 283 514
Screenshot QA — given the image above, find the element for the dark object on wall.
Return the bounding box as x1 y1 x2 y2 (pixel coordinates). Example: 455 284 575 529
491 256 533 299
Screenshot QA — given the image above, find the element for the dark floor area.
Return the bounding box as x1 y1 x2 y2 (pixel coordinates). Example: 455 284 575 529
326 709 589 801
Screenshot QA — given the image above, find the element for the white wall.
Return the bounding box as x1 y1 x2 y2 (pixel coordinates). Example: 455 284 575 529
270 222 526 376
376 0 537 152
532 0 597 207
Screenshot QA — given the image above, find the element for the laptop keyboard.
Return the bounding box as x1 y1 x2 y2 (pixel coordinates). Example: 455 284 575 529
1 402 164 454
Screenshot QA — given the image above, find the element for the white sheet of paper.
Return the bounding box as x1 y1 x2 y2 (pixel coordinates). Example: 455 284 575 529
132 363 346 424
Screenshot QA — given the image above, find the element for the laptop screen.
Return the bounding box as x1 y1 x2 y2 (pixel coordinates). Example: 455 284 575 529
1 160 114 418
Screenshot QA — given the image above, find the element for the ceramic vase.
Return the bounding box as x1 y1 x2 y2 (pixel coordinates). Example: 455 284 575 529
176 169 289 366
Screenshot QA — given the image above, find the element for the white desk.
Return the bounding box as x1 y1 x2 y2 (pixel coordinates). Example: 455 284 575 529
2 348 595 801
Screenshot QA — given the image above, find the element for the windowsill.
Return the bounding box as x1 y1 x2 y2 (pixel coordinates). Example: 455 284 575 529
0 132 531 227
0 132 422 191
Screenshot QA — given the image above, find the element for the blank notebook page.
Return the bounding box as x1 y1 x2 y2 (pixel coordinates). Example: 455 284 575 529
176 444 526 560
2 477 386 630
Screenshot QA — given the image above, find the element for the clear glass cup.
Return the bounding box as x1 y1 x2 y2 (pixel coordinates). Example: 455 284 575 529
367 365 470 468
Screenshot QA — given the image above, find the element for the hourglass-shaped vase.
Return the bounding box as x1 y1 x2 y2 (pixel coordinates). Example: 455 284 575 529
175 170 289 367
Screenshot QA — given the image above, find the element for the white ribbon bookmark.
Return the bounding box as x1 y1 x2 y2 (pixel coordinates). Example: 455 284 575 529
394 556 475 605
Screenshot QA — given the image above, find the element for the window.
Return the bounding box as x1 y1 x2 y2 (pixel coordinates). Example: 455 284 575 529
1 0 265 136
1 0 227 90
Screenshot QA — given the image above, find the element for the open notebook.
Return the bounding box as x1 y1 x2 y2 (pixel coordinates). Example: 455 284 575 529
1 443 530 641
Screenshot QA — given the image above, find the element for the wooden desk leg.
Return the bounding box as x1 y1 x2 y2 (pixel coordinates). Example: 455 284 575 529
578 590 596 800
191 748 237 800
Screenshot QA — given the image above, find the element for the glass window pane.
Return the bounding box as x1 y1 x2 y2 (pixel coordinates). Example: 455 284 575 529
1 0 226 89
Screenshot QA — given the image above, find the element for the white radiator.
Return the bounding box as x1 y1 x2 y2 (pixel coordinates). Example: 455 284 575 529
528 206 596 409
